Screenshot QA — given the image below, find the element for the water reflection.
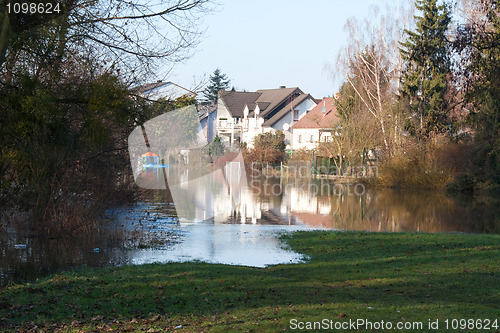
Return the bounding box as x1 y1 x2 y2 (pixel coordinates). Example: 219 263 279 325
1 175 499 287
150 172 499 234
287 184 500 233
290 179 497 233
0 226 130 287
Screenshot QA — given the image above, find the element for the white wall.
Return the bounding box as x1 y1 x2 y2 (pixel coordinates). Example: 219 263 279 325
272 98 316 132
242 98 317 149
216 98 232 122
292 128 320 150
319 131 333 144
272 113 292 132
241 116 264 148
296 98 317 123
215 98 240 147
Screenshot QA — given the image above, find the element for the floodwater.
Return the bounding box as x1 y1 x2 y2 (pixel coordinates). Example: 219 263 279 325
1 176 499 287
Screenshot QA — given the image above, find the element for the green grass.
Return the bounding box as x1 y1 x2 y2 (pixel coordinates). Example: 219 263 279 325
0 231 499 332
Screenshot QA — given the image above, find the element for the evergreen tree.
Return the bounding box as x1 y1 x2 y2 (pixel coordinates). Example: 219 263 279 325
203 68 230 103
454 1 500 184
399 0 452 138
208 135 225 157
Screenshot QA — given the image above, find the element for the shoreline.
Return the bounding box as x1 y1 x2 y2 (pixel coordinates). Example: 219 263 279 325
1 230 498 332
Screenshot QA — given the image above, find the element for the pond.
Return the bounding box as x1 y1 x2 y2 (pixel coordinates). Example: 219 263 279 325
1 176 499 287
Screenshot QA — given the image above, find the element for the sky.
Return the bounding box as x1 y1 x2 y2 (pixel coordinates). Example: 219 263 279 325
167 0 411 99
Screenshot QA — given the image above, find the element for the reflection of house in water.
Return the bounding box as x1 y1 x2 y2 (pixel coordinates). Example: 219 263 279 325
168 171 482 233
286 184 331 215
284 185 408 231
283 186 477 233
284 184 333 228
185 181 299 225
172 168 299 225
233 187 298 225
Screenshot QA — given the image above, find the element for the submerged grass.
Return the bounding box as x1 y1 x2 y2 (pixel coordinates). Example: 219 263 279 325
0 231 499 332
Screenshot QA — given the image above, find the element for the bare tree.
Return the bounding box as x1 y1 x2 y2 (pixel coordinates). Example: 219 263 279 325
456 0 490 26
320 90 382 174
1 0 214 82
332 3 414 155
0 0 214 230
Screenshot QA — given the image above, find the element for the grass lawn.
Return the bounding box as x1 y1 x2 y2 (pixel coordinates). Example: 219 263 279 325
0 231 499 332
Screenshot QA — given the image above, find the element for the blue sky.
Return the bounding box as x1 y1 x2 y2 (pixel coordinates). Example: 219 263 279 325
168 0 411 99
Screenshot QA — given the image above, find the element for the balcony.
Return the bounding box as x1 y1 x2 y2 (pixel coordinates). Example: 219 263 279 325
217 119 247 132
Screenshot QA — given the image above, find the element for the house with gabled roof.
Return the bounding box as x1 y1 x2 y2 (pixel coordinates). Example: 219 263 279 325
133 81 219 145
132 81 196 101
216 86 317 149
291 97 340 150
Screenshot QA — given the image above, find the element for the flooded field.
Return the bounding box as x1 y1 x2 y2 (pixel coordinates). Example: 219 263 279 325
1 176 499 287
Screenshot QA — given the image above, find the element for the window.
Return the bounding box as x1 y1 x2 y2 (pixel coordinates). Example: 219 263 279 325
310 135 314 142
293 109 299 121
298 135 302 143
218 118 227 128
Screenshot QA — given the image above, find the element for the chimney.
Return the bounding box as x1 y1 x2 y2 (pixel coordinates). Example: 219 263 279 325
279 85 286 89
321 101 327 116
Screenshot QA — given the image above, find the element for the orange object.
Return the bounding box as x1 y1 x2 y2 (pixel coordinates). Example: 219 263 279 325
141 152 158 157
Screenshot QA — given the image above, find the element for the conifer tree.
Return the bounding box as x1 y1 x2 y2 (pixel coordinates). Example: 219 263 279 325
399 0 452 137
454 0 500 183
203 68 230 104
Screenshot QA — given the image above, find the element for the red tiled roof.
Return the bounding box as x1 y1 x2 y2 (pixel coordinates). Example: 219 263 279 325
291 97 340 129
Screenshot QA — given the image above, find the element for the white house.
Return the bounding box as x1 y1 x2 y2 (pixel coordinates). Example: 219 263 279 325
133 81 196 100
216 87 317 149
261 93 316 149
216 91 261 148
291 97 340 150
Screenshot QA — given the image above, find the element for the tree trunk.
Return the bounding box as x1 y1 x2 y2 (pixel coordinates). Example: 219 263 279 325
380 117 389 153
0 9 11 68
